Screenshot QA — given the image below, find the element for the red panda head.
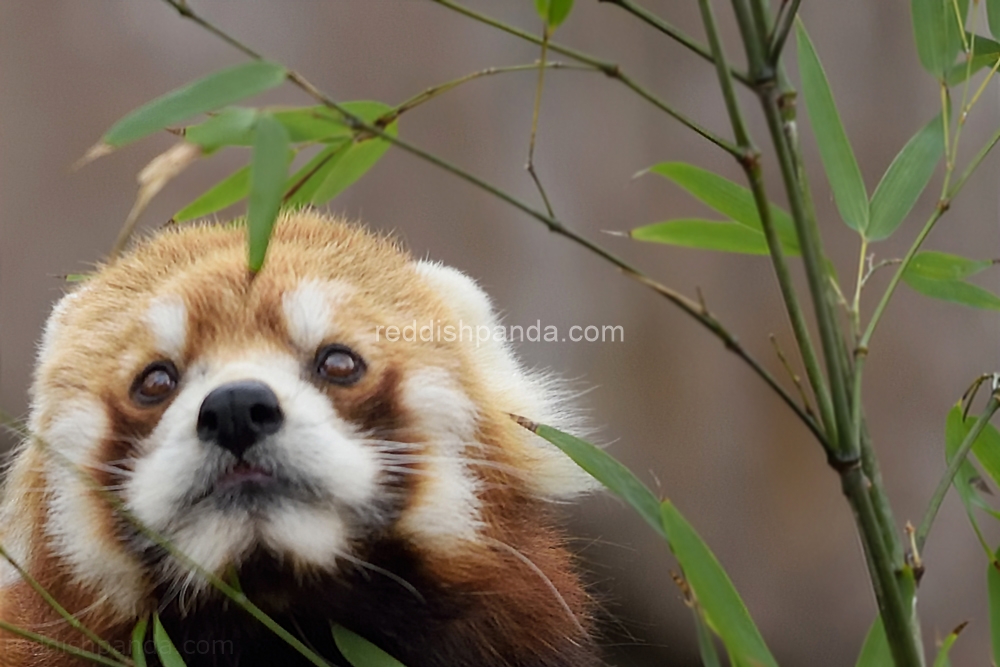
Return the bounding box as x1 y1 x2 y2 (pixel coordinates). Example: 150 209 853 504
0 211 598 666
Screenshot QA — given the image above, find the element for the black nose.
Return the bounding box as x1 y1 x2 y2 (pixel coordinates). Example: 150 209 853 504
197 380 284 457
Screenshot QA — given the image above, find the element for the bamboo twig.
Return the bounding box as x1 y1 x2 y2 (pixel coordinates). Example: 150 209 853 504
698 0 835 450
599 0 752 85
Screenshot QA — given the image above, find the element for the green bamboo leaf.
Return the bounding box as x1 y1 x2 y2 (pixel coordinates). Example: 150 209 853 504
185 107 258 152
904 273 1000 309
64 273 92 283
903 252 1000 310
868 114 945 241
153 613 187 667
662 502 778 667
271 106 355 143
247 115 291 272
908 251 993 280
647 162 799 251
103 61 287 148
945 406 1000 521
274 101 393 143
308 121 397 205
970 421 1000 490
284 141 350 206
535 0 575 28
991 557 1000 667
691 606 723 667
854 569 917 667
946 34 1000 85
174 165 251 222
631 220 774 255
797 21 869 233
931 621 967 667
990 0 1000 40
945 407 1000 552
530 422 665 538
131 615 149 667
912 0 968 77
332 624 406 667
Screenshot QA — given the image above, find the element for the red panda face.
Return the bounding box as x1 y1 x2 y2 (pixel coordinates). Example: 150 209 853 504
4 211 596 626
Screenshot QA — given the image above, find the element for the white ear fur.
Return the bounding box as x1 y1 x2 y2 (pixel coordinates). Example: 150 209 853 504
415 261 599 498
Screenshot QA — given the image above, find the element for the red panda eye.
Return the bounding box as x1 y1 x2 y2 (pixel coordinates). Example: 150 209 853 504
315 345 366 386
131 361 180 406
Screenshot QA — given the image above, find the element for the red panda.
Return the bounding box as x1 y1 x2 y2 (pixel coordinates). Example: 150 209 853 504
0 211 602 667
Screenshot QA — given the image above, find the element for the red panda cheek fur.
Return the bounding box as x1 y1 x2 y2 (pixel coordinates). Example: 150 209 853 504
0 211 603 667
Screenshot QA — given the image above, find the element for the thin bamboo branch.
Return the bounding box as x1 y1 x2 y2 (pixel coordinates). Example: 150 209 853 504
599 0 752 86
384 61 594 124
526 26 556 218
697 0 835 447
768 0 801 64
736 0 853 459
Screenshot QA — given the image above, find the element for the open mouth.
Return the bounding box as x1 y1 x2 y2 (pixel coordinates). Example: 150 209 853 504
214 461 275 493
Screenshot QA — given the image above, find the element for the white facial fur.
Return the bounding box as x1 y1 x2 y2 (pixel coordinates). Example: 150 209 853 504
396 368 483 545
40 397 147 613
415 261 598 498
282 279 354 351
126 352 381 583
145 295 188 360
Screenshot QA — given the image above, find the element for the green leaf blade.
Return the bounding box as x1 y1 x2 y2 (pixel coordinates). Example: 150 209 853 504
868 114 945 241
535 0 575 28
631 219 775 255
272 106 355 144
184 107 258 152
153 613 188 667
308 121 397 205
904 274 1000 309
283 141 350 207
532 423 665 538
332 624 407 667
174 165 252 222
903 254 1000 309
946 34 1000 85
247 115 291 272
908 251 992 280
931 622 966 667
647 162 799 252
912 0 968 77
104 61 287 148
797 21 869 233
990 0 1000 40
131 616 149 667
661 502 778 667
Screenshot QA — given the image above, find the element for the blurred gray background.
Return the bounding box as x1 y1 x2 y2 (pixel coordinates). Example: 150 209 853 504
2 1 999 665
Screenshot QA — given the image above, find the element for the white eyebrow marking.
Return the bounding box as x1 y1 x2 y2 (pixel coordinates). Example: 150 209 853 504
146 295 188 359
282 279 354 350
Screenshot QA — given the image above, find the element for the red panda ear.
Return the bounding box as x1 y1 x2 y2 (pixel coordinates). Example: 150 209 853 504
414 260 599 498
